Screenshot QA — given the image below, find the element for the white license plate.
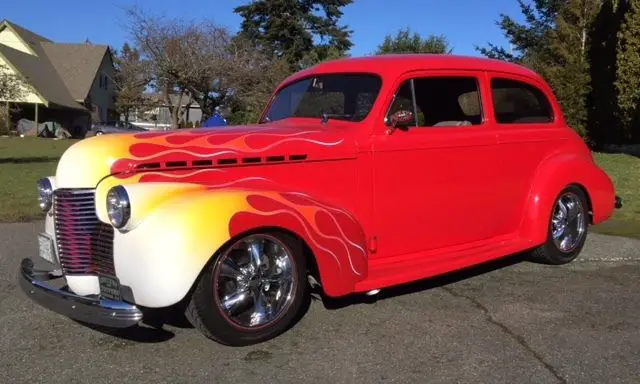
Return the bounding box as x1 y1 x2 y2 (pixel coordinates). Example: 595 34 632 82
38 233 56 265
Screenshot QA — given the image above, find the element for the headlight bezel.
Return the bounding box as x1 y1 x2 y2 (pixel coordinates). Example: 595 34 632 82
37 178 53 212
106 186 131 229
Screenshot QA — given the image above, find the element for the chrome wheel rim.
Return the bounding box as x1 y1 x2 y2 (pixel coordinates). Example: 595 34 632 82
213 234 296 329
551 192 586 253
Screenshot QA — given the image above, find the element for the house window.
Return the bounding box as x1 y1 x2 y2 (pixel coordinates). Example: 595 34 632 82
104 75 108 89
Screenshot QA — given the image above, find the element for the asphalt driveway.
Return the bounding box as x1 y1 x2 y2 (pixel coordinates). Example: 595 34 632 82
1 221 639 384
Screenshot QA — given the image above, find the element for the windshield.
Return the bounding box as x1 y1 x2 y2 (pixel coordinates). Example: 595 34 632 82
262 74 382 123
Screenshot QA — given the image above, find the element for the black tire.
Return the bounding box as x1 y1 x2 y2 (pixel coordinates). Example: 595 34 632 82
529 185 589 265
185 232 309 346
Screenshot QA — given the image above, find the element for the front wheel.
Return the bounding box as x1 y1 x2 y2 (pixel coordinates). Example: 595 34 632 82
185 232 309 346
529 186 589 265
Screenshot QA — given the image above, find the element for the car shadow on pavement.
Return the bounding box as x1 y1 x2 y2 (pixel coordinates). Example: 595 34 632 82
73 320 176 343
72 305 196 343
320 252 530 310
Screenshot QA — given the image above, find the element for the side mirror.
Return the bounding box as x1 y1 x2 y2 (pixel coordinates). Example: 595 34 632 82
387 110 414 134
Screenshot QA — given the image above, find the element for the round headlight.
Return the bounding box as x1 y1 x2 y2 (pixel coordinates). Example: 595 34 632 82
37 178 53 212
106 186 130 229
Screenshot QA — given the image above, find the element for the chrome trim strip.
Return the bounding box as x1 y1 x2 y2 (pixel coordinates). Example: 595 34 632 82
19 258 142 328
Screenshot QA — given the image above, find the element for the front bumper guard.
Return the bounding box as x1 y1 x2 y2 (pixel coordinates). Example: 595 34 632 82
19 258 142 328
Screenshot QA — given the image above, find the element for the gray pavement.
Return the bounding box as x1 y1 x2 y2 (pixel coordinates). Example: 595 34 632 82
1 221 639 384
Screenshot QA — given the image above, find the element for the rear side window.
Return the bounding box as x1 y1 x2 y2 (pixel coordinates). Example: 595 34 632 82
491 79 553 124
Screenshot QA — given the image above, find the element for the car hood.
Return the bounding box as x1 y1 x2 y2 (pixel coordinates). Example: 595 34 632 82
55 122 357 188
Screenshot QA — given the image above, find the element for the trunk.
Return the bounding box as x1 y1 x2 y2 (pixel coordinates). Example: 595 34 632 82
185 101 191 127
163 86 184 129
5 101 9 133
581 0 588 58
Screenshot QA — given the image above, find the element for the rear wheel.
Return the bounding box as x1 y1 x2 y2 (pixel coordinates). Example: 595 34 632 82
529 186 589 265
186 232 308 346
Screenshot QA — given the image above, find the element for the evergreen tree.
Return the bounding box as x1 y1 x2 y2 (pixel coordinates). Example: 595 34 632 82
476 0 564 67
543 0 602 136
375 28 452 55
588 0 627 147
615 0 640 142
234 0 353 68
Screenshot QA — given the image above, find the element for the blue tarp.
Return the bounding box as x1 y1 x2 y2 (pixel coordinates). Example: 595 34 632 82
202 112 227 127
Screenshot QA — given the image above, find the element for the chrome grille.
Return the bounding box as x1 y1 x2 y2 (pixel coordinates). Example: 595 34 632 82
53 189 115 276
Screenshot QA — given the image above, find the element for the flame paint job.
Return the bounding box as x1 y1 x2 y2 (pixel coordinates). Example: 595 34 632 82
46 55 618 305
229 192 367 295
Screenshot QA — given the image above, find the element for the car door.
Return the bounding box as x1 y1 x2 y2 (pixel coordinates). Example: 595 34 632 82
485 73 565 236
371 70 503 259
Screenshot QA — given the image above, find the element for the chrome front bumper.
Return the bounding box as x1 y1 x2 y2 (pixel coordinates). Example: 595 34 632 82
19 258 143 328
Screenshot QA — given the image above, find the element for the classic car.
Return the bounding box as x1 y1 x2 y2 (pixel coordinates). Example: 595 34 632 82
20 54 622 346
86 120 148 137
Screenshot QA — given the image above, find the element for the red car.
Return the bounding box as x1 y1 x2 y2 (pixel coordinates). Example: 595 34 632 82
24 54 621 346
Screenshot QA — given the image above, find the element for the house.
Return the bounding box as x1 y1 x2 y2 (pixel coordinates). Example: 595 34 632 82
0 20 116 137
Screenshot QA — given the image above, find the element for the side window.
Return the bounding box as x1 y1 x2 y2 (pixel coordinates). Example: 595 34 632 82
491 78 553 124
413 77 482 127
386 76 483 128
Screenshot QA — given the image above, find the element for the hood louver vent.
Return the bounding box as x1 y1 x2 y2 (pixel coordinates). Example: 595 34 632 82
133 153 309 171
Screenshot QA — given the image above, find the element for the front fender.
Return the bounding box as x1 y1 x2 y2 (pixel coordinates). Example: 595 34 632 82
520 153 615 245
112 187 368 308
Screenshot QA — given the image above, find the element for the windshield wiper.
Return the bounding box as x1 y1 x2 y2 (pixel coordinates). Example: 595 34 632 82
321 113 353 124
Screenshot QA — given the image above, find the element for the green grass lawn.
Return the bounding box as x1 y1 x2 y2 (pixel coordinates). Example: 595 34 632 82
591 152 640 238
0 137 638 238
0 137 77 222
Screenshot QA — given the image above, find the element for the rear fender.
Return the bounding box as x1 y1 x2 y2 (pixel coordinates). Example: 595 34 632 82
520 153 615 245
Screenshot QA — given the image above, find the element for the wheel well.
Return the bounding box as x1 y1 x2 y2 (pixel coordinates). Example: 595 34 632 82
221 226 322 288
572 183 593 224
266 227 322 287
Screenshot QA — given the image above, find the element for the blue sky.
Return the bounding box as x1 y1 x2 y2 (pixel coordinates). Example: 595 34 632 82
2 0 522 57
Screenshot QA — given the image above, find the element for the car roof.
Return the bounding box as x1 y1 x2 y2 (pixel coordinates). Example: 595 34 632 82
279 54 544 89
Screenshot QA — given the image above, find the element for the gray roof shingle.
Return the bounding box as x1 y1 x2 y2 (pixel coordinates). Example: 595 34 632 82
41 43 109 101
0 44 83 109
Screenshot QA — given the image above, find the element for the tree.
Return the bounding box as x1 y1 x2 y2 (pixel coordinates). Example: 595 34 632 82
224 37 293 124
543 0 602 136
588 0 626 147
375 28 452 54
615 0 640 142
234 0 353 68
112 43 152 123
476 0 564 67
126 8 295 127
0 65 26 134
127 8 236 127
